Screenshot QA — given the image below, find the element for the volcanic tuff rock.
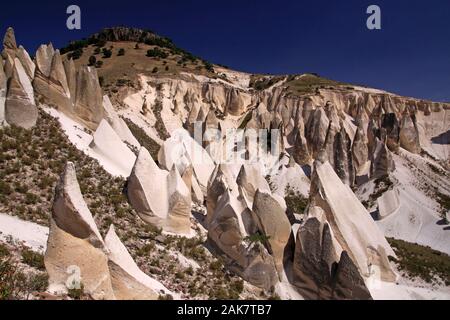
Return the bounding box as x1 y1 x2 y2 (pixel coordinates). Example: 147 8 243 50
236 165 272 209
16 46 35 79
74 66 104 130
352 121 369 176
376 188 400 220
32 40 103 130
252 190 291 274
207 188 279 291
2 27 20 76
2 25 450 300
0 59 6 125
89 119 137 177
370 139 395 179
35 43 55 78
45 162 169 300
34 46 73 114
399 113 421 154
105 225 174 300
158 128 215 197
63 57 77 103
5 58 38 129
103 95 140 150
293 210 372 300
207 163 292 290
307 160 397 282
1 28 38 128
127 147 191 235
45 162 115 299
380 113 400 152
2 27 16 48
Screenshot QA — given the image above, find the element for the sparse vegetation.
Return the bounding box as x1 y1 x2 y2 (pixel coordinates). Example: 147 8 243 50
244 233 271 245
88 55 97 66
21 249 45 271
388 238 450 286
0 244 49 300
102 48 112 58
0 258 28 300
238 112 253 130
284 73 349 97
0 111 134 227
146 47 168 59
68 283 85 300
434 190 450 218
68 48 83 60
203 61 214 73
363 175 394 209
98 76 105 87
151 99 170 140
285 186 308 215
250 75 285 91
122 118 160 160
0 243 10 258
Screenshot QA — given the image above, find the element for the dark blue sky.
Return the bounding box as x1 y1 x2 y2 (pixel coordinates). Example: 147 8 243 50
1 0 449 101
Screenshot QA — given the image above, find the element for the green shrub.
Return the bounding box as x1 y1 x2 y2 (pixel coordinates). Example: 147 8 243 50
28 273 49 292
69 48 83 60
244 233 270 245
0 258 28 300
203 61 214 73
68 283 84 300
88 55 96 66
146 48 168 59
0 181 12 195
25 192 39 205
102 48 112 58
0 243 10 259
21 249 45 271
209 260 223 272
285 187 308 215
122 118 161 160
229 279 244 295
136 243 155 257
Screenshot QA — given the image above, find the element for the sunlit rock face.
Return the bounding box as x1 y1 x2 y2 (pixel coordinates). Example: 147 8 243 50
5 58 38 129
127 147 192 235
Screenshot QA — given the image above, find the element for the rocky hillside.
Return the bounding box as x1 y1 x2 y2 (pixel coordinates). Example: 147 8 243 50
0 26 449 300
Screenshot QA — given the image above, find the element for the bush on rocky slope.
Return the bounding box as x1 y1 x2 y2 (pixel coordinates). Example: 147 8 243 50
0 110 251 299
0 243 48 300
122 118 160 160
388 238 450 286
285 186 309 216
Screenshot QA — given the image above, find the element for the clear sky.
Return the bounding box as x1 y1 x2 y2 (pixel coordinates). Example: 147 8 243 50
1 0 449 102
